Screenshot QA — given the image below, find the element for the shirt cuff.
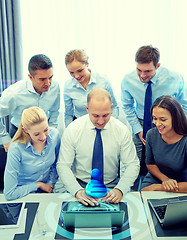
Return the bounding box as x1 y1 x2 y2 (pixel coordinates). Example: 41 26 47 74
114 182 130 196
33 182 38 192
0 135 11 145
132 123 143 135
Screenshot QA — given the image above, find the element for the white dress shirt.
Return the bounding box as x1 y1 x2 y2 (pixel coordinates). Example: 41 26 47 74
57 115 140 196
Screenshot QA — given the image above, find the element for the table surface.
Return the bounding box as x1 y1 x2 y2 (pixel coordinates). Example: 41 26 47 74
0 192 151 240
1 191 187 240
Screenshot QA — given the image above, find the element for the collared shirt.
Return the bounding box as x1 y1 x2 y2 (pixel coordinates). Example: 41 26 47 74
0 79 60 144
4 128 61 200
57 115 140 196
63 71 119 127
121 66 187 135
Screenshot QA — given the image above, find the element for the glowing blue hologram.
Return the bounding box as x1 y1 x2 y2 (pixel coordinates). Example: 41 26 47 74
85 169 107 198
91 168 101 179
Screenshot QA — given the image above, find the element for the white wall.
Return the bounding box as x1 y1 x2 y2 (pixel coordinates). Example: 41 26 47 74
20 0 187 132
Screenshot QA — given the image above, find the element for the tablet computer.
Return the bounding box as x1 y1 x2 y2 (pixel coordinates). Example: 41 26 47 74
61 201 126 228
0 202 25 229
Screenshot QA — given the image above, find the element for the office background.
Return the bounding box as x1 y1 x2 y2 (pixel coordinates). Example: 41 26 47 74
0 0 187 134
20 0 187 100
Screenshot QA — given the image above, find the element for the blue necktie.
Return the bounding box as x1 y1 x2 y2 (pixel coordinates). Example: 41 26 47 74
143 81 152 139
92 128 103 182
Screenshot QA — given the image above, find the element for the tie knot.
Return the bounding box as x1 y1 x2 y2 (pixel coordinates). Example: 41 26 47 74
148 81 152 86
95 128 101 133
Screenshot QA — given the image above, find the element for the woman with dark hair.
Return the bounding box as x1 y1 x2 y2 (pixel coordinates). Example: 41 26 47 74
141 95 187 192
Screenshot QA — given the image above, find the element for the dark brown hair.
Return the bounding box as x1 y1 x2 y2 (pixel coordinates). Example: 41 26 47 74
135 45 160 67
151 95 187 135
28 54 52 76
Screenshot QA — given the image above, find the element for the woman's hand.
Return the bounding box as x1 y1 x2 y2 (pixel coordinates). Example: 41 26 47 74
36 182 54 193
4 142 10 152
138 131 146 145
162 178 179 191
141 180 180 192
147 164 178 192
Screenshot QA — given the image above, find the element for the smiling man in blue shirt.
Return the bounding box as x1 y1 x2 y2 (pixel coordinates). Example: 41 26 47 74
0 54 60 152
121 45 187 187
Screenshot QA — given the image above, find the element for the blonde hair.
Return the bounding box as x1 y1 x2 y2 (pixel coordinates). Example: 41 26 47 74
65 49 89 65
12 107 47 144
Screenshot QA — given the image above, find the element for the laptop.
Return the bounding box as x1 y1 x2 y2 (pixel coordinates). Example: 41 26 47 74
61 201 126 228
148 196 187 228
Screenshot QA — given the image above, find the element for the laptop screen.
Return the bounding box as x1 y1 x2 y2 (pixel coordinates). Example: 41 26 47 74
66 201 120 212
61 201 126 228
148 197 187 227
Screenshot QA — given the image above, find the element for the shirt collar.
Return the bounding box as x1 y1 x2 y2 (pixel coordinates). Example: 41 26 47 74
150 69 161 85
46 128 52 143
73 69 96 88
75 80 82 88
27 79 54 96
89 71 96 84
27 79 39 94
25 141 32 149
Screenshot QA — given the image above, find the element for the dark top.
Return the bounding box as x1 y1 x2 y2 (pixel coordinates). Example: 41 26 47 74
141 128 187 188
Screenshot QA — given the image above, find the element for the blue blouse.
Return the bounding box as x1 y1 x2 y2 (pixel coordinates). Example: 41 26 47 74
63 71 119 127
4 127 61 200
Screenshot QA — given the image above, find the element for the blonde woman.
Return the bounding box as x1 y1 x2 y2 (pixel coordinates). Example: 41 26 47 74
64 49 119 127
4 107 61 200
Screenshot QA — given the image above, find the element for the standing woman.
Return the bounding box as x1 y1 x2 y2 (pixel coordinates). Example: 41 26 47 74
64 49 119 127
4 107 61 200
141 95 187 192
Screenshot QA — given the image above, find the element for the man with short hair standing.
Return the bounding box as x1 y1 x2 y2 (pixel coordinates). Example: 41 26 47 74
0 54 60 152
121 45 187 186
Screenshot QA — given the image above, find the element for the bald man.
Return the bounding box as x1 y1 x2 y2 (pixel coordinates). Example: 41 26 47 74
57 88 139 205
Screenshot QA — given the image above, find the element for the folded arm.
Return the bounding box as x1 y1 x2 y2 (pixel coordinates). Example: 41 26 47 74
145 164 179 191
141 164 187 192
141 182 187 193
4 146 38 200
